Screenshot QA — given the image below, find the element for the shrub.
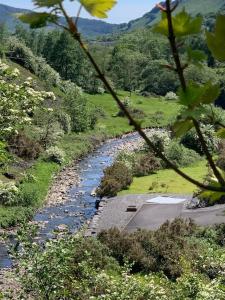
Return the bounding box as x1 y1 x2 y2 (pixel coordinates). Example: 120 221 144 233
44 146 65 165
97 162 133 198
15 233 120 299
165 91 178 101
133 152 161 176
18 187 39 207
7 37 61 87
145 130 171 153
63 83 98 132
181 124 218 155
56 112 71 134
164 141 201 167
98 218 196 279
7 132 43 160
116 151 136 171
96 178 122 198
0 180 19 206
0 141 11 167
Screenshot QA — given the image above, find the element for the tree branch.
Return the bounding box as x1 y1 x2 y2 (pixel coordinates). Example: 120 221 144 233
165 0 225 187
56 3 225 192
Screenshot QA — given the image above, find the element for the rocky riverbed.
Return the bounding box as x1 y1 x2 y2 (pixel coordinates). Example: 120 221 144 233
0 129 165 296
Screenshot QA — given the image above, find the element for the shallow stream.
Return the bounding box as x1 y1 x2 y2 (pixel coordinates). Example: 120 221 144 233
0 133 140 268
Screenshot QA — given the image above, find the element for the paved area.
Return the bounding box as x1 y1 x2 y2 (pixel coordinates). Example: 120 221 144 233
125 202 225 232
91 194 225 234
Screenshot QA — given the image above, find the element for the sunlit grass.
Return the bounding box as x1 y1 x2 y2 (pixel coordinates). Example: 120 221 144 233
119 160 208 195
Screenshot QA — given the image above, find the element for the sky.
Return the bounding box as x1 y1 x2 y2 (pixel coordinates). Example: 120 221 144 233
0 0 156 23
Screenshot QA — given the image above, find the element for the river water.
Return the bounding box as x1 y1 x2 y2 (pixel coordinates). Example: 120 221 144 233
0 132 141 268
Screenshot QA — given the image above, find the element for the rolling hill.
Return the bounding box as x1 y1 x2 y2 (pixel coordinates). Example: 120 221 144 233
0 0 225 37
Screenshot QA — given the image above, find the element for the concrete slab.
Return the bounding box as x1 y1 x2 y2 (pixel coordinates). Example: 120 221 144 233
146 196 186 204
125 202 225 232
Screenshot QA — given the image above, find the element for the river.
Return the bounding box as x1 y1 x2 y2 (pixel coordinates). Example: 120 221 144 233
0 132 141 268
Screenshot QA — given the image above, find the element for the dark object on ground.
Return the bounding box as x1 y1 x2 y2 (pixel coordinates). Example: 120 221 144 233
126 206 137 212
3 172 16 180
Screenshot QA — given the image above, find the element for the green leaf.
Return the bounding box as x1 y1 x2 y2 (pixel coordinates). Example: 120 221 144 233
18 12 58 28
173 119 194 137
79 0 117 18
153 10 202 37
187 48 207 66
33 0 63 7
206 15 225 61
179 82 220 107
153 12 168 36
216 128 225 139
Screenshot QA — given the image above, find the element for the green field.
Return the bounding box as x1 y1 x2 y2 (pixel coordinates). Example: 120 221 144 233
119 160 208 195
87 91 180 136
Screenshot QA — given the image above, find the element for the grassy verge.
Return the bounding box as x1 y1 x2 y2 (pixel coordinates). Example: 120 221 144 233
119 160 208 195
0 92 179 228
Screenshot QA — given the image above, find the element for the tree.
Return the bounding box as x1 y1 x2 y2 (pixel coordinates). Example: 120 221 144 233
19 0 225 196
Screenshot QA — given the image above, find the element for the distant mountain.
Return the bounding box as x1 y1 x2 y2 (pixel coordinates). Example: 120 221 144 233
123 0 225 31
0 1 225 37
0 4 123 37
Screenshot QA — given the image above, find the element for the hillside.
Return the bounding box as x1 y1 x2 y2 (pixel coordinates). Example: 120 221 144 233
124 0 225 31
0 4 122 37
1 1 225 38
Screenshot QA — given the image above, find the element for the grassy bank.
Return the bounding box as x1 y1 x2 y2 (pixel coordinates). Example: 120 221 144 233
0 92 180 228
119 160 208 196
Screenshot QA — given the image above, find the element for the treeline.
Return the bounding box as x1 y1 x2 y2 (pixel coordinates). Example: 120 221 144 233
0 14 223 101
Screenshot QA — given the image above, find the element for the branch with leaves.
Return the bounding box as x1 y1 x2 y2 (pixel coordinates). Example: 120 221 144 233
18 0 225 194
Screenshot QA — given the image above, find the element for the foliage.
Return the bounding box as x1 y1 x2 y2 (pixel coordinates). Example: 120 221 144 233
97 162 133 198
63 82 98 132
165 91 178 101
133 152 161 177
44 146 65 165
181 124 218 155
0 59 55 138
145 130 171 153
164 141 201 167
8 131 43 160
7 37 61 87
99 219 196 279
0 180 19 206
0 141 11 167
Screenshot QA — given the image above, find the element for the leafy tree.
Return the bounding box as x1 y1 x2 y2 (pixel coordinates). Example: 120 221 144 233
19 0 225 197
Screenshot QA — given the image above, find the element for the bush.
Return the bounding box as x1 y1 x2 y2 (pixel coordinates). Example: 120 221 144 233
96 178 122 198
63 82 98 132
98 218 196 279
181 124 218 155
56 111 71 134
0 141 10 167
116 151 136 171
7 37 61 87
18 187 39 207
145 130 171 153
8 132 42 160
97 162 133 198
165 91 178 101
164 141 201 167
44 146 65 165
0 180 19 206
15 233 120 299
133 152 161 176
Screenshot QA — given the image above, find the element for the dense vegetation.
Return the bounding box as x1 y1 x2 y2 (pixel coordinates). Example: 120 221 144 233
5 219 224 299
1 0 225 299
